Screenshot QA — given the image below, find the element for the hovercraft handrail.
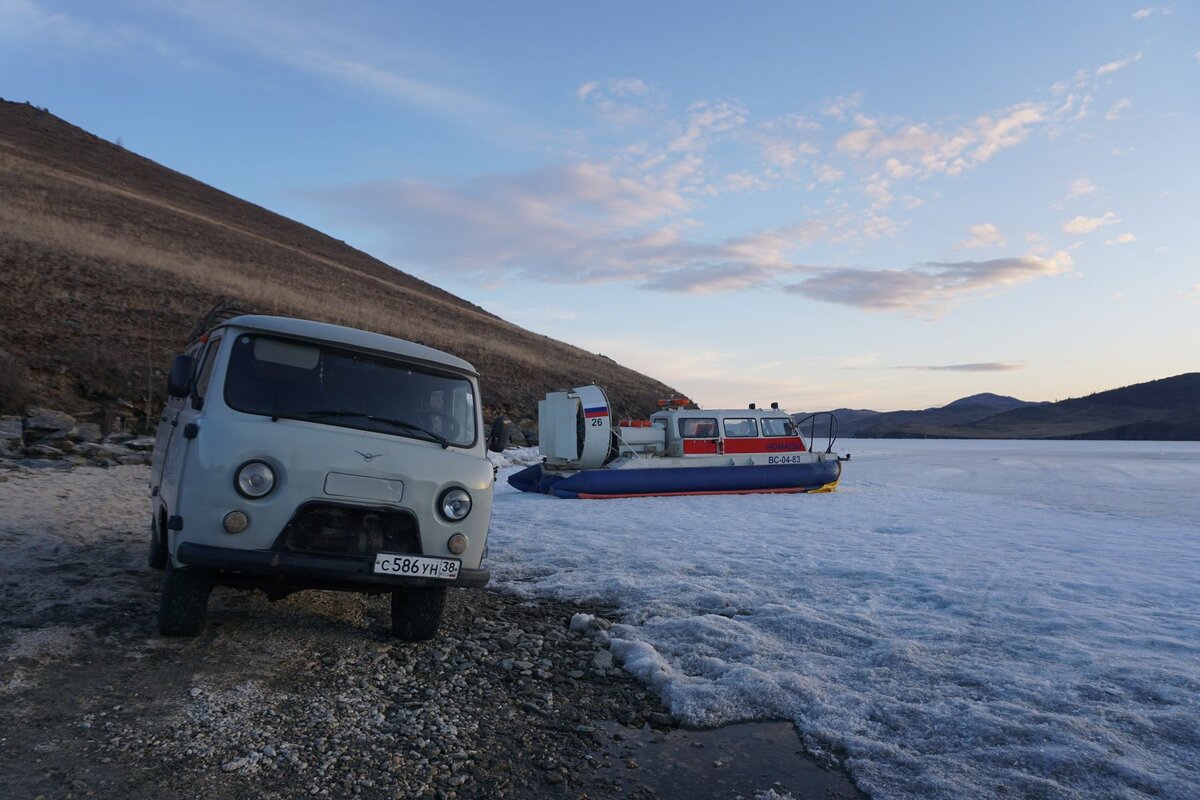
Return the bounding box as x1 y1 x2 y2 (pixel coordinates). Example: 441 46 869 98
793 412 839 454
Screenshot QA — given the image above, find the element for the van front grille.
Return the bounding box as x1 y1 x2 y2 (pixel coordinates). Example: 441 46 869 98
274 503 421 557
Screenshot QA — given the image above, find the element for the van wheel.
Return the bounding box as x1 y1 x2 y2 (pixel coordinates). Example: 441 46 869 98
158 560 212 637
390 586 447 641
147 515 167 570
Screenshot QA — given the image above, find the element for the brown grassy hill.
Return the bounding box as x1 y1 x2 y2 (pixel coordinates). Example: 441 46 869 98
0 99 680 429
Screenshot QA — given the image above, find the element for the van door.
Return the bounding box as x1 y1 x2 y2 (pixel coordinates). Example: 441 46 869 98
150 392 185 496
158 336 222 523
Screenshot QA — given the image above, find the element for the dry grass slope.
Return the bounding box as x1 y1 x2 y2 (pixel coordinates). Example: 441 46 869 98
0 100 679 426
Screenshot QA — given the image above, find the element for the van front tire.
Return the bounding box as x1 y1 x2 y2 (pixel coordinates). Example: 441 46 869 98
159 559 212 637
390 586 447 641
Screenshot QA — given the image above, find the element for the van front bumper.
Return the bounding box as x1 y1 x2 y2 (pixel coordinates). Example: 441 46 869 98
176 542 490 591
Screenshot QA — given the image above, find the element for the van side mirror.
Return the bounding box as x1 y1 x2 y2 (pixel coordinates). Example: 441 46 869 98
487 417 511 453
167 355 196 398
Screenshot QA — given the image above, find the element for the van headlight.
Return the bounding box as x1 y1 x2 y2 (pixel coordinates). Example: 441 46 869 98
235 461 276 498
438 488 472 521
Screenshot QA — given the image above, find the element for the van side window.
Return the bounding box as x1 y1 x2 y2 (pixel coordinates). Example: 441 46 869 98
193 337 222 403
680 418 719 438
723 418 759 437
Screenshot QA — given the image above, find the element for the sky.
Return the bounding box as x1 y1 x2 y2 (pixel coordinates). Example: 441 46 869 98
2 1 1197 412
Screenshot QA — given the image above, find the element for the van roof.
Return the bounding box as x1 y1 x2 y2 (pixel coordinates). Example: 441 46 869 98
216 315 478 376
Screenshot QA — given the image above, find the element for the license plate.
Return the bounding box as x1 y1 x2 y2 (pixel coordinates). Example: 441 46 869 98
373 553 460 580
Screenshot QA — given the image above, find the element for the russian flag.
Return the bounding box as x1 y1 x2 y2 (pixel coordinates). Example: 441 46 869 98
584 406 608 419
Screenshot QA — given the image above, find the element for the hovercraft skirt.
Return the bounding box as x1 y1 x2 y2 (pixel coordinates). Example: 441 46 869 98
508 460 841 499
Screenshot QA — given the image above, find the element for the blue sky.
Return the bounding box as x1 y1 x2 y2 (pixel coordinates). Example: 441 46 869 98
3 1 1197 411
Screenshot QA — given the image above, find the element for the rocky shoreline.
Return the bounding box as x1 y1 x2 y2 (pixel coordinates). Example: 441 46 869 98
0 407 154 469
83 590 684 800
1 465 864 800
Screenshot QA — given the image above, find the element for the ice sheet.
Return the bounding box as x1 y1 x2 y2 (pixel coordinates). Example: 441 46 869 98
488 440 1200 799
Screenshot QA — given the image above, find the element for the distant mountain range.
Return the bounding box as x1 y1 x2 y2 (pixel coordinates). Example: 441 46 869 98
798 374 1200 441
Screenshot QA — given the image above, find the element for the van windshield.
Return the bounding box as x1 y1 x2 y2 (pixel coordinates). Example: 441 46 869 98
224 334 477 448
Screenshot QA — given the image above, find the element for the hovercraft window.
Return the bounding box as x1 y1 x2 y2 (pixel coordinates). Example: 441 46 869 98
761 417 798 437
723 418 759 437
680 418 719 438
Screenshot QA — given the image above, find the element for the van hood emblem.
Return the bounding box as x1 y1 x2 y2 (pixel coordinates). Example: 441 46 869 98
355 450 384 462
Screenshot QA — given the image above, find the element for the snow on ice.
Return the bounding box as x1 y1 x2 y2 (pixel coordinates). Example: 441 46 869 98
488 440 1200 800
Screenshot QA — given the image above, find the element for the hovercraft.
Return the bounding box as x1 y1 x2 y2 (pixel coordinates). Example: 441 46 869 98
508 385 848 499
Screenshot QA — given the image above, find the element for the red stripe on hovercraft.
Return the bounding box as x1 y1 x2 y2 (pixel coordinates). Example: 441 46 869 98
723 438 806 454
574 486 819 499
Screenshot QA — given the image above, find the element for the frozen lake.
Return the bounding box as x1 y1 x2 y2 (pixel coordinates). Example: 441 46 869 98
488 440 1200 800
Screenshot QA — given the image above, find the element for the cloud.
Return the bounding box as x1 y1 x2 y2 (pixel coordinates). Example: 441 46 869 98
840 355 880 369
834 103 1045 177
813 164 844 183
669 99 747 153
864 212 902 237
164 0 504 125
834 124 877 155
577 77 664 127
1095 52 1142 76
760 139 819 168
577 77 650 101
783 252 1072 313
750 114 823 173
1067 177 1097 198
724 172 769 193
1103 233 1137 245
0 0 89 45
1062 212 1120 234
895 363 1025 372
581 336 852 409
1105 97 1133 121
884 158 917 179
820 93 863 120
864 177 892 208
310 161 835 293
960 223 1004 249
314 151 1068 312
1132 6 1173 19
0 0 190 62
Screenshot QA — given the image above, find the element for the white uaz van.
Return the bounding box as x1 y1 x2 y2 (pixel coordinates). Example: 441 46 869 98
149 314 506 640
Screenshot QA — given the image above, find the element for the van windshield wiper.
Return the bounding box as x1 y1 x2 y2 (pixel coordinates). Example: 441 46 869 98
289 410 452 449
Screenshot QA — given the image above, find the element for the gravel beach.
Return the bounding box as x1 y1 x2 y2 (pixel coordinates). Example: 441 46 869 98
0 465 864 800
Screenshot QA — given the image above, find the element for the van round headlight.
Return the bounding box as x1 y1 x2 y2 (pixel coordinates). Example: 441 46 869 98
439 488 472 521
235 461 276 498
